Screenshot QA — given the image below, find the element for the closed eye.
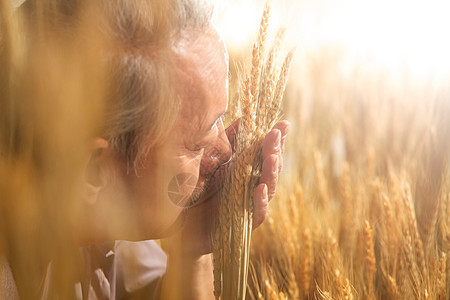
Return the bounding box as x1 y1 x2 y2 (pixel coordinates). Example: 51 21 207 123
194 117 224 151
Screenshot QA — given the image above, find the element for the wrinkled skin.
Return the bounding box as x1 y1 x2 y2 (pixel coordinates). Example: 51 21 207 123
82 25 290 300
168 119 290 256
162 28 290 256
89 27 289 253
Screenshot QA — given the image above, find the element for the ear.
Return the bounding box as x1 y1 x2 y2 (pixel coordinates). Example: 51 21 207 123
84 138 110 205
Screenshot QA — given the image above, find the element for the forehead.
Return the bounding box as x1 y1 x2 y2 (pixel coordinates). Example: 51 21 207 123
174 27 228 76
173 28 228 127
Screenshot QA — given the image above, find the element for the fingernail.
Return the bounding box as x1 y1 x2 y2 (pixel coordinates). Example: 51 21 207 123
272 156 279 173
262 184 268 200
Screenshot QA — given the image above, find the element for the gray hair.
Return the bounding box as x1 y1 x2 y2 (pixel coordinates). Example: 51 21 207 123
100 0 215 170
20 0 214 170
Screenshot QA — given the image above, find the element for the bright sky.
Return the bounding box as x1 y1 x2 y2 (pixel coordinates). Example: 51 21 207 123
216 0 450 79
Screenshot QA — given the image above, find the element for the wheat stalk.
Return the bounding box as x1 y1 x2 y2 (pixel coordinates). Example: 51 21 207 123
299 227 313 295
364 220 376 299
385 274 400 299
212 1 295 299
436 252 447 299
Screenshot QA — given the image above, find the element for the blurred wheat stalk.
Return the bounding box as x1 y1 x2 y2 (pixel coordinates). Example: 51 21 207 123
1 0 106 297
212 1 294 299
244 30 450 300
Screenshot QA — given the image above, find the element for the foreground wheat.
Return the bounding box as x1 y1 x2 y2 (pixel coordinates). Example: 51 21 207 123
212 1 294 299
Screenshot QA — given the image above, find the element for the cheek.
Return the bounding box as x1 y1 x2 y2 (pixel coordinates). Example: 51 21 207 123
165 152 203 206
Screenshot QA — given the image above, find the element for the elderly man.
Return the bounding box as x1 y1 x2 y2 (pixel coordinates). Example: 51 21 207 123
7 0 289 299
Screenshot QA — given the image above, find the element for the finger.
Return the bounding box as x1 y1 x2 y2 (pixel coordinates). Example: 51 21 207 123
278 154 283 173
252 183 269 229
262 129 283 173
271 120 290 154
262 129 282 160
259 154 279 200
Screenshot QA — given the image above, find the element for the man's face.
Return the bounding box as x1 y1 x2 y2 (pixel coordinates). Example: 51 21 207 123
169 28 231 208
118 28 231 238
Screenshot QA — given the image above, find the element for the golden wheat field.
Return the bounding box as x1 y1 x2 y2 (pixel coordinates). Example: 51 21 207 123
1 0 450 299
218 1 450 299
247 56 450 299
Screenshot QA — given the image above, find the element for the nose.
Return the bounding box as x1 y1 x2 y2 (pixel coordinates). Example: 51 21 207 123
200 120 232 175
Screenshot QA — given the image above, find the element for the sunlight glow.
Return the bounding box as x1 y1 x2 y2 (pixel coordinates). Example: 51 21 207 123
217 1 262 49
312 0 450 78
218 0 450 79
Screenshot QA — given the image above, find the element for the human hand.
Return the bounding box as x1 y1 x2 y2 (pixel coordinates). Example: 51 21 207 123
252 119 290 228
166 119 290 257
